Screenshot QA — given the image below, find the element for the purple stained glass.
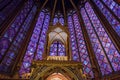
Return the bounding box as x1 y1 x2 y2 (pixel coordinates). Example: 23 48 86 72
35 14 50 60
49 41 58 56
0 0 22 25
0 0 33 61
49 41 66 56
102 0 120 19
85 2 120 71
68 16 79 61
72 13 94 77
93 0 120 36
59 17 64 26
53 17 58 25
81 7 112 75
0 6 37 73
58 42 66 56
19 11 45 76
0 37 10 59
53 13 64 26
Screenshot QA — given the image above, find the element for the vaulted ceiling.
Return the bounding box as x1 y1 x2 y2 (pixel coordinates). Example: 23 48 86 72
34 0 86 15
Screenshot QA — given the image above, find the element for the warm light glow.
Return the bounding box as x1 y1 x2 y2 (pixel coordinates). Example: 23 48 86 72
46 73 69 80
51 78 62 80
47 56 68 61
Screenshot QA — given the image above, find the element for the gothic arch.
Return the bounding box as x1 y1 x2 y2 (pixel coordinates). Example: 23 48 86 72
44 23 71 59
30 65 83 80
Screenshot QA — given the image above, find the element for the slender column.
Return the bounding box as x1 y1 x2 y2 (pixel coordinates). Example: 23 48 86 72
50 0 57 25
67 36 70 60
69 0 101 79
43 31 49 59
90 0 120 53
0 0 26 36
62 0 67 26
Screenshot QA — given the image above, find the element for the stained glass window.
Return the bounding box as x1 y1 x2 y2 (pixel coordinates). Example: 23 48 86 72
72 13 93 77
53 17 59 25
19 11 50 77
0 0 120 78
81 7 112 75
68 16 79 61
0 0 22 25
93 0 120 36
19 11 45 76
0 6 37 73
0 0 33 61
102 0 120 19
59 17 64 26
80 2 120 75
85 2 120 71
49 41 66 56
35 14 50 60
53 13 64 26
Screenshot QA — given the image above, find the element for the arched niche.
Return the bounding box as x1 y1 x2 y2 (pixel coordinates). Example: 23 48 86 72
44 23 71 60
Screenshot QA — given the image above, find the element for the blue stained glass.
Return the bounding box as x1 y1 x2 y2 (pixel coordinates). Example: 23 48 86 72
0 0 22 25
53 13 64 26
102 0 120 19
68 16 79 61
73 55 78 60
72 13 94 77
53 17 58 25
0 38 10 57
93 0 120 36
85 2 120 71
49 41 66 56
84 61 88 65
81 7 112 75
0 0 33 61
85 67 90 73
0 5 37 74
35 14 50 60
99 55 104 60
19 11 45 76
23 62 30 68
8 52 15 58
59 17 64 26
